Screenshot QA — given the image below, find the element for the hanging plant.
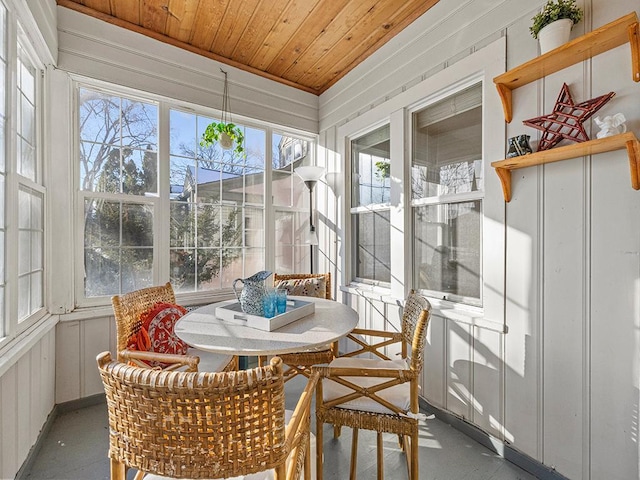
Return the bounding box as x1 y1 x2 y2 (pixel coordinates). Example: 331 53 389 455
200 121 245 156
200 69 245 156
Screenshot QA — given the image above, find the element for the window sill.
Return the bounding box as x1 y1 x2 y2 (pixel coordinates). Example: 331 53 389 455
340 286 506 334
60 291 237 322
340 283 403 305
0 314 58 377
427 297 506 333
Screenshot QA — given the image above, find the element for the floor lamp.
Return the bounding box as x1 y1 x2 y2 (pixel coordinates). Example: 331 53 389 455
294 165 325 274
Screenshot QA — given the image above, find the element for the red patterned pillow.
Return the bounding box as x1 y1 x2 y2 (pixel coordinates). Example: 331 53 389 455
128 302 189 368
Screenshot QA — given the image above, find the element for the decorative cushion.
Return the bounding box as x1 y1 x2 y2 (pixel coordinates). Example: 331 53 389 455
275 277 326 298
323 357 412 415
127 302 189 368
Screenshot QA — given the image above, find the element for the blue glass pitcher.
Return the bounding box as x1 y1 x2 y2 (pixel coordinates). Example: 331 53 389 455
232 270 272 316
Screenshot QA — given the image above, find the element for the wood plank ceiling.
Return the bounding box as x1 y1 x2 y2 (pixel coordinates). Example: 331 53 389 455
57 0 440 95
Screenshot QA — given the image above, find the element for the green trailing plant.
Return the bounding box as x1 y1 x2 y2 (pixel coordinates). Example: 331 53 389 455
530 0 583 39
200 121 245 156
200 69 245 156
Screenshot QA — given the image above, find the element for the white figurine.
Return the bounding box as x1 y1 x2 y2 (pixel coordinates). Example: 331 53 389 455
594 113 627 139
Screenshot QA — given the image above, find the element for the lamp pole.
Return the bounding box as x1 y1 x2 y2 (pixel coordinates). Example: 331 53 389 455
294 165 325 275
305 180 316 274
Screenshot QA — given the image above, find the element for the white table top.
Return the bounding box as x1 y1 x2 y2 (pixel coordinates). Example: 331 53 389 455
175 296 359 356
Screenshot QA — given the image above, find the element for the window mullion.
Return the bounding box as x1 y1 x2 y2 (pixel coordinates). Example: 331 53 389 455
156 102 170 283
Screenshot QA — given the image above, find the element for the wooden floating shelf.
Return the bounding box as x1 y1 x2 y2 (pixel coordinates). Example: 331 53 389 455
491 132 640 202
494 12 640 122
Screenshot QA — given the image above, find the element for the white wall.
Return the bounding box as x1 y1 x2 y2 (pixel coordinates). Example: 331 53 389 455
317 1 640 479
0 325 56 479
56 7 318 134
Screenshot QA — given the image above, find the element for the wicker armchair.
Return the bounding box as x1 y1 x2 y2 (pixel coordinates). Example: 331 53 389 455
112 282 237 372
97 352 317 480
274 272 335 382
314 290 431 480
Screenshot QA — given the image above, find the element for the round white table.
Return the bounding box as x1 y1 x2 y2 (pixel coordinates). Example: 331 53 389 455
175 296 359 357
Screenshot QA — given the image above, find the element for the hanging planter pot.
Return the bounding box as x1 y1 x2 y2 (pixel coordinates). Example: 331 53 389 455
537 18 573 54
219 131 234 150
199 69 245 156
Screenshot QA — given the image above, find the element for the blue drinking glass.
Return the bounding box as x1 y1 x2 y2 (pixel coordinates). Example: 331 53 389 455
263 290 276 318
275 288 287 315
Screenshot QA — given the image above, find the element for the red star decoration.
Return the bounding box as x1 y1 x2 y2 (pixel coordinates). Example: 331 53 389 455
523 83 615 151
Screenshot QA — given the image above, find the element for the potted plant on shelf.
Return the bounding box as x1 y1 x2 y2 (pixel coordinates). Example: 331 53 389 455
530 0 583 54
200 69 245 156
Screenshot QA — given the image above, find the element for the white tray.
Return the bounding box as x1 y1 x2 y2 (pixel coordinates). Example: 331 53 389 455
215 298 315 331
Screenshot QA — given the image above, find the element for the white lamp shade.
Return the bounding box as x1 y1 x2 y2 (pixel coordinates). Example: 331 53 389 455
294 165 325 182
302 228 319 245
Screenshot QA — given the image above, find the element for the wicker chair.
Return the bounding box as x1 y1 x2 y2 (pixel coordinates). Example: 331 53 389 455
98 352 317 480
314 290 431 480
112 282 237 372
274 273 335 382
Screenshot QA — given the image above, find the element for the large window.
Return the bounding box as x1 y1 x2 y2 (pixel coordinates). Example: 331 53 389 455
0 11 46 344
350 124 391 284
77 84 317 301
16 25 44 323
79 88 158 297
412 83 483 305
169 109 266 292
272 133 313 274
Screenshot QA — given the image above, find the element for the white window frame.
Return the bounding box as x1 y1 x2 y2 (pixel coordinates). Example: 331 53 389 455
346 120 392 287
337 38 506 326
73 78 318 307
408 80 484 307
0 3 48 349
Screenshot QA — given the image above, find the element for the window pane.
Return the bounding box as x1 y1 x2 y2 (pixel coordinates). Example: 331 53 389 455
413 201 481 302
351 125 390 207
354 209 390 283
275 210 310 273
412 84 483 199
17 42 36 182
79 88 158 194
272 133 311 208
169 109 266 292
84 198 154 297
18 186 43 320
351 125 391 284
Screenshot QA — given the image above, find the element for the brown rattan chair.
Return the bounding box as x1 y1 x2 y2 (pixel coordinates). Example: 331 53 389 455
314 290 431 480
98 351 317 480
112 282 237 372
274 272 335 382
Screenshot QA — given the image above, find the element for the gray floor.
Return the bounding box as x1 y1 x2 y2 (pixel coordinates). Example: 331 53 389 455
22 377 539 480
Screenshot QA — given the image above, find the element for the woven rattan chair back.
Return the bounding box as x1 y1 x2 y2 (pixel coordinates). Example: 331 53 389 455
112 282 176 353
401 291 431 375
273 272 332 300
273 273 334 382
97 352 305 480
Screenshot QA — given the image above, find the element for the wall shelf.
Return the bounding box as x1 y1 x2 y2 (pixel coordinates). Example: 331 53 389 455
494 12 640 123
491 132 640 202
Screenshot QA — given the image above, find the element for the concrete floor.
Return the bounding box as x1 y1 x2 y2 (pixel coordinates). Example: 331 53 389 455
21 377 539 480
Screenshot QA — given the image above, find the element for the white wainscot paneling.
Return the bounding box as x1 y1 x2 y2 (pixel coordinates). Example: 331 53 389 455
471 326 504 439
423 312 446 408
0 329 56 480
56 315 116 403
446 318 473 420
542 149 586 479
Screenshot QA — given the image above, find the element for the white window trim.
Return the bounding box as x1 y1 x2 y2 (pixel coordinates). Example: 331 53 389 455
71 77 319 308
336 37 506 326
0 0 49 349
